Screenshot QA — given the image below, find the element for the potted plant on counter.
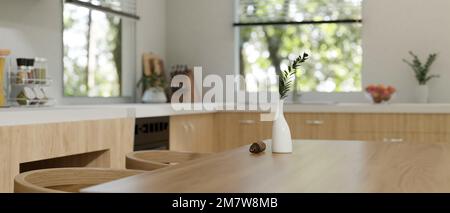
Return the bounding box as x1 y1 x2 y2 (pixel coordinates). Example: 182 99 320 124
137 72 168 103
403 51 439 103
272 53 309 154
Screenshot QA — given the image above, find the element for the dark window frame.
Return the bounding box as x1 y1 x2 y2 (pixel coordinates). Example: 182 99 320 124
233 19 362 27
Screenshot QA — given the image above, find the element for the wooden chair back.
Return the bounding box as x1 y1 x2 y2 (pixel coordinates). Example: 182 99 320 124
14 168 143 193
126 150 211 171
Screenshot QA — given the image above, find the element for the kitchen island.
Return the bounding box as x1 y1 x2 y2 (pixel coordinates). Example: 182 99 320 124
0 107 135 192
3 103 450 192
82 140 450 193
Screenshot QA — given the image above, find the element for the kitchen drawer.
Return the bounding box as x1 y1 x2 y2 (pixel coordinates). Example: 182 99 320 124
351 114 450 134
215 112 268 152
236 113 264 145
352 132 450 144
285 113 352 140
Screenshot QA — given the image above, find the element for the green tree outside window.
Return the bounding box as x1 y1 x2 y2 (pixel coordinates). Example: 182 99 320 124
238 0 362 93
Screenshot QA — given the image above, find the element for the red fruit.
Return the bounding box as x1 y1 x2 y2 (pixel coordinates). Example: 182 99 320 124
365 85 376 93
366 84 396 103
372 92 381 98
387 86 396 95
382 92 391 101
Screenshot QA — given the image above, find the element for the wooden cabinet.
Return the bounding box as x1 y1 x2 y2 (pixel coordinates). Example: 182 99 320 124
170 114 215 153
285 113 352 140
350 114 450 144
170 112 317 153
170 112 450 154
214 112 272 152
351 132 450 144
0 118 134 193
170 112 272 153
351 114 450 134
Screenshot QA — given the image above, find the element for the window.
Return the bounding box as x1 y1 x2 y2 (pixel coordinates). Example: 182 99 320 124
236 0 363 93
63 0 137 97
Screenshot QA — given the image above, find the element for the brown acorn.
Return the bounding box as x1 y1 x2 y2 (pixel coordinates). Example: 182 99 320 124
249 141 267 154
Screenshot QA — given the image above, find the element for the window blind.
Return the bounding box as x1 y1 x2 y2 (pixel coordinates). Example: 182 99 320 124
236 0 362 25
65 0 139 20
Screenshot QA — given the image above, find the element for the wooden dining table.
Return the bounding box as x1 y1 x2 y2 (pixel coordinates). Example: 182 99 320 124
82 140 450 193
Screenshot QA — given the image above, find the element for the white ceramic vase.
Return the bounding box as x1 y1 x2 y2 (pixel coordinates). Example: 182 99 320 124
142 87 167 103
416 85 429 103
272 100 293 154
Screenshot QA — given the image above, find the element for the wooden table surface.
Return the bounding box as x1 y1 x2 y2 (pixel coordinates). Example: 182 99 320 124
82 140 450 193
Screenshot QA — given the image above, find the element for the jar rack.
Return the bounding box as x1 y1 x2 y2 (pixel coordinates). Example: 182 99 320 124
9 77 53 87
7 72 54 108
8 98 55 107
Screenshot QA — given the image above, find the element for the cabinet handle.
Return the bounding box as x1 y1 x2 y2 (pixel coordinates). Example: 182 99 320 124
383 138 404 143
305 120 324 125
240 120 256 125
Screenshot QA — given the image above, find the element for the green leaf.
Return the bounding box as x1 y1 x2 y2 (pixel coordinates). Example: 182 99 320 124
403 51 439 85
279 53 309 99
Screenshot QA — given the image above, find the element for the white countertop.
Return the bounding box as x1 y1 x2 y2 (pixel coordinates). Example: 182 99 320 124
90 103 450 116
284 103 450 114
2 103 450 126
0 106 135 126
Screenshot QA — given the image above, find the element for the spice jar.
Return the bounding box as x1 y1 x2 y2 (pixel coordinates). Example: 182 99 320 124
0 49 11 107
34 58 47 84
16 87 36 106
32 58 40 83
40 58 48 82
26 58 35 84
16 58 28 84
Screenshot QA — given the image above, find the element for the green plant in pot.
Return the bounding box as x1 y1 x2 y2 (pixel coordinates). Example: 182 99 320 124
137 72 168 103
403 51 439 103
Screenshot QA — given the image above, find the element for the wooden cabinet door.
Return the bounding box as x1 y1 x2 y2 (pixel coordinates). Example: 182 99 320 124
238 113 264 145
191 114 215 153
215 112 270 152
352 132 450 144
170 115 193 152
215 113 256 151
260 119 273 141
170 114 215 153
285 113 352 140
352 114 450 134
351 114 450 144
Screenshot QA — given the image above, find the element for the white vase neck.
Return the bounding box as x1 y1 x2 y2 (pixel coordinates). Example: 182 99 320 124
277 100 285 116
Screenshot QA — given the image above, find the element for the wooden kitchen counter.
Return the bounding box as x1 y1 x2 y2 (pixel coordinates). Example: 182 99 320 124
82 140 450 193
0 117 134 193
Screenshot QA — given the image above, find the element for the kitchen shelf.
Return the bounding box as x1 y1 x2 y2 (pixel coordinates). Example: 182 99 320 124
10 78 53 87
8 98 55 107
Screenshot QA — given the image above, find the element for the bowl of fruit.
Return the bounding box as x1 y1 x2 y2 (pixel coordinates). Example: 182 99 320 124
365 84 396 104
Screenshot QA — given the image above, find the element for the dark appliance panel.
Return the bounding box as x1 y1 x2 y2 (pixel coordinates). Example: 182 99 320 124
134 117 169 151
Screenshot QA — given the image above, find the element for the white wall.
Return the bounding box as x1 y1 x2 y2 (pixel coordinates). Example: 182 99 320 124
166 0 235 80
3 0 450 104
0 0 166 104
0 0 63 103
166 0 450 103
136 0 166 100
363 0 450 103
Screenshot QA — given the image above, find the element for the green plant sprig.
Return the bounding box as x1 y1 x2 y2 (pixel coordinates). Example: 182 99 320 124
403 51 439 85
279 53 309 100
